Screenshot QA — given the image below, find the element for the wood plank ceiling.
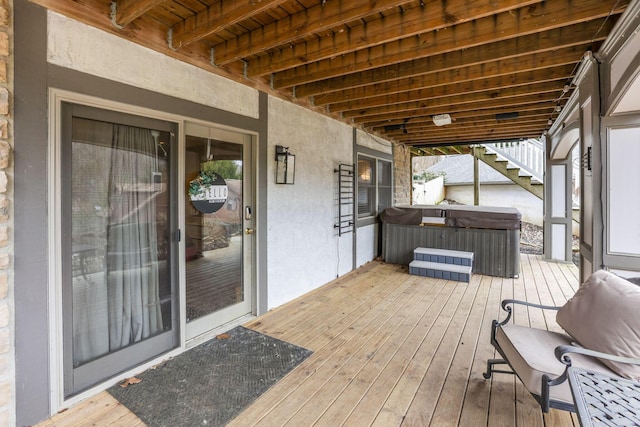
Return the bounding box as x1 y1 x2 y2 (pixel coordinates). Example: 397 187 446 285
32 0 629 149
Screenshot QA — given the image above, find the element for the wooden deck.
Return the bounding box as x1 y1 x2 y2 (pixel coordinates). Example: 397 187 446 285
38 254 581 426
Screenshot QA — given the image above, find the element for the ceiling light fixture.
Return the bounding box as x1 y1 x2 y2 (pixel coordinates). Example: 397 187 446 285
432 114 452 126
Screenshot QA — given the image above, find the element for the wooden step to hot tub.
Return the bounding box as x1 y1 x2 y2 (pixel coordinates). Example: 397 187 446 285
409 247 473 282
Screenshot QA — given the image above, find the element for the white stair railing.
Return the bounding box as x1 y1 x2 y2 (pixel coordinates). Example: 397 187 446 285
482 139 544 183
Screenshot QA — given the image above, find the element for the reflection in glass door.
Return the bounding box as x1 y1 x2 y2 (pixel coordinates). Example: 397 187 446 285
61 103 179 397
185 124 253 339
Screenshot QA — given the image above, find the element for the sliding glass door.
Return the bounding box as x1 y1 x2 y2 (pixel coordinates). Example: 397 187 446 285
58 104 255 397
61 102 179 397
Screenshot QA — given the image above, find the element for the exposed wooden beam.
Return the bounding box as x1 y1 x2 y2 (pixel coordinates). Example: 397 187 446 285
279 19 608 91
327 65 575 113
213 0 539 66
352 92 564 124
247 0 626 76
170 0 290 50
398 129 546 145
394 120 550 138
412 146 475 156
394 118 548 136
405 133 543 145
382 113 553 136
308 40 586 105
342 80 567 119
365 102 563 129
312 45 587 105
113 0 166 28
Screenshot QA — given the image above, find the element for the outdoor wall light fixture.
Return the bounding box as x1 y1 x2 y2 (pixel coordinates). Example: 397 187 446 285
275 145 295 184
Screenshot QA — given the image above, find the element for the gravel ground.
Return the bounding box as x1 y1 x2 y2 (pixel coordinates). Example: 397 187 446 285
519 221 580 266
520 222 543 255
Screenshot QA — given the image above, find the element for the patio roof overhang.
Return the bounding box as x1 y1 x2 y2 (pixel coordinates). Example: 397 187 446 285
31 0 629 148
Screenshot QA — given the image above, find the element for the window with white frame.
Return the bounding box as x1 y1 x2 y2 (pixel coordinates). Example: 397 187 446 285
357 154 392 220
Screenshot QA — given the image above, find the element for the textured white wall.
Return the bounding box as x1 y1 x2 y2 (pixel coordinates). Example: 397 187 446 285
267 97 354 309
47 12 259 119
356 225 376 268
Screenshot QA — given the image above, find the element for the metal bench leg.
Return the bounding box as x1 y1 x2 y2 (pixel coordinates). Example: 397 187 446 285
483 359 511 379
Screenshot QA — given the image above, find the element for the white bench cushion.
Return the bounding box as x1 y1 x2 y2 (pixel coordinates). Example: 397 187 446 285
496 324 612 405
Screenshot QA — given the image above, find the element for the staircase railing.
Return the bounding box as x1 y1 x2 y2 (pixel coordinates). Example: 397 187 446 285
482 139 544 183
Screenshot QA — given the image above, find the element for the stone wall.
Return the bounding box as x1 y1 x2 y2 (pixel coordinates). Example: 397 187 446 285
0 0 12 425
393 143 411 206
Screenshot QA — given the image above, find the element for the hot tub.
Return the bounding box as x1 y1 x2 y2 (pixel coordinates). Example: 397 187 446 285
381 205 521 278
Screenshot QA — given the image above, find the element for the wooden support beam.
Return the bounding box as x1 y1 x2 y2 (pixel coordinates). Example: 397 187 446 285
365 102 562 129
382 113 552 137
474 156 479 206
395 126 548 144
113 0 166 28
328 66 575 113
342 80 566 119
394 121 550 139
379 119 555 136
169 0 290 50
248 0 626 76
313 46 586 105
356 95 562 126
214 0 537 67
280 20 611 91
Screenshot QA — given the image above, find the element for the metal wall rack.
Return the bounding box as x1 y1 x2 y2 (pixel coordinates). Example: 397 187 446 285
334 163 355 235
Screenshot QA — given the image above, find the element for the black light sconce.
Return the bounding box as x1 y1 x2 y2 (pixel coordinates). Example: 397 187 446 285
275 145 295 184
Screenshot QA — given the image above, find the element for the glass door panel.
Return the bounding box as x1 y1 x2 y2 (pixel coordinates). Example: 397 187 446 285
62 103 179 397
185 124 253 340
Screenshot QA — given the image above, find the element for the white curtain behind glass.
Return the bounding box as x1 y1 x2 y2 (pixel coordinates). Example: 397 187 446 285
107 125 163 350
73 123 163 365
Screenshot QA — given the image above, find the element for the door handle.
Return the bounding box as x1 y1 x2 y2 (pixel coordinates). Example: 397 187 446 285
245 228 254 235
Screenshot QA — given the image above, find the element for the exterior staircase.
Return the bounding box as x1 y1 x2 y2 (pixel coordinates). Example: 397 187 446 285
471 140 544 199
414 139 580 224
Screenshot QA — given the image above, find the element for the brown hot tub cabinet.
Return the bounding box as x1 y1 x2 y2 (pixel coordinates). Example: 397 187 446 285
381 205 521 278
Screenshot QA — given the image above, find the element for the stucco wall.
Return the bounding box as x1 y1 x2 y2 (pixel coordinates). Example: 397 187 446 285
47 12 259 120
356 224 375 268
267 97 354 309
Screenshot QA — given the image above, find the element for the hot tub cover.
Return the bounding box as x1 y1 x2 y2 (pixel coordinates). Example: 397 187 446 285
381 205 521 230
379 206 443 225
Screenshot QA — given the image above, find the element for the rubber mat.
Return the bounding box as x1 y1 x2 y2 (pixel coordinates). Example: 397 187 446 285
108 326 312 426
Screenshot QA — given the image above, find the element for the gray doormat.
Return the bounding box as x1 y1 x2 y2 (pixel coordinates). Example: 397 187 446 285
108 326 312 426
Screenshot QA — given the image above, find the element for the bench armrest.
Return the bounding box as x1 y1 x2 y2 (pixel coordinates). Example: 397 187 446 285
497 299 562 326
555 344 640 367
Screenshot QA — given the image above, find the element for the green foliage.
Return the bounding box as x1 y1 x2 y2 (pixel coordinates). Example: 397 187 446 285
189 160 241 197
414 171 446 182
201 160 242 180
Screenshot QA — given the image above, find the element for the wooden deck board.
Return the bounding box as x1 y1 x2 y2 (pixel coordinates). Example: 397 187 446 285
37 254 582 427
